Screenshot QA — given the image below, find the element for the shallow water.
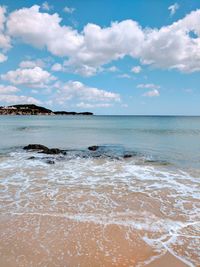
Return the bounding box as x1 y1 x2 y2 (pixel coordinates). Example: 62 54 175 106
0 116 200 266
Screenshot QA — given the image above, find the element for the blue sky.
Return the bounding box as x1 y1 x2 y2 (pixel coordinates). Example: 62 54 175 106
0 0 200 115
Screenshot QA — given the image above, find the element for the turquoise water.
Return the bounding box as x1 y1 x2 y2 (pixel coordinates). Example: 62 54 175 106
0 115 200 168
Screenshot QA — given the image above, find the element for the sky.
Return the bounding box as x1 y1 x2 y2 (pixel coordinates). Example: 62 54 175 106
0 0 200 115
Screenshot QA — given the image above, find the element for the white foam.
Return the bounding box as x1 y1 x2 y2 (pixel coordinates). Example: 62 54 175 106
0 150 200 266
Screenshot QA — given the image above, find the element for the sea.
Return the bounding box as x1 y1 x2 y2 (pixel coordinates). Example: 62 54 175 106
0 115 200 267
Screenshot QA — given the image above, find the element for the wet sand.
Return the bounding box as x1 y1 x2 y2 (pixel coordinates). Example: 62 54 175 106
0 214 189 267
147 252 189 267
0 151 199 266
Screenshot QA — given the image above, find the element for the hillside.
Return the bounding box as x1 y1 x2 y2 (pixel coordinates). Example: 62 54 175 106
0 104 94 115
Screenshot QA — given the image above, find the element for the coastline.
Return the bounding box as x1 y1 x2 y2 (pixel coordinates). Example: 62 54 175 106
0 104 94 116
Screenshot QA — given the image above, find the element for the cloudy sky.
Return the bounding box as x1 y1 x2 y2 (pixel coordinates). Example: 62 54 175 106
0 0 200 115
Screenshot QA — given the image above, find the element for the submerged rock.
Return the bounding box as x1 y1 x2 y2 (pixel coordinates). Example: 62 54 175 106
40 148 62 155
24 144 64 155
24 144 137 161
27 156 36 160
24 144 49 151
45 160 55 165
88 145 99 151
123 154 133 159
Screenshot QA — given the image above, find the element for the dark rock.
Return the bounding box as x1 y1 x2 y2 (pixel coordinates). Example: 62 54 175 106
45 160 55 165
123 154 133 159
27 156 36 160
24 144 63 155
24 144 49 151
88 145 99 151
41 148 62 155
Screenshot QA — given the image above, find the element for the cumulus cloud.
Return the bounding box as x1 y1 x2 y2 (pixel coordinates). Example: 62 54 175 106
131 66 142 73
137 83 160 89
52 81 120 105
6 6 144 75
0 94 41 105
19 59 45 69
140 10 200 72
143 89 160 97
1 66 56 88
4 5 200 74
7 6 83 55
0 84 19 94
168 3 179 16
63 6 75 14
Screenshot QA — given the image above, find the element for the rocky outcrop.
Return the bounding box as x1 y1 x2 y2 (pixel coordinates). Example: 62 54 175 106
41 148 63 155
88 145 99 151
0 104 94 115
24 144 49 151
123 154 133 158
24 144 137 164
0 104 53 115
23 144 65 155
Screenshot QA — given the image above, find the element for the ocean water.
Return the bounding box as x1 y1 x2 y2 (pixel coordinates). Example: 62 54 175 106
0 115 200 266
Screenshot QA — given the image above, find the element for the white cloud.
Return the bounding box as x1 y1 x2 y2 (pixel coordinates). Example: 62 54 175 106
7 6 82 56
67 20 144 75
1 66 56 88
137 83 160 89
63 6 75 14
117 73 131 79
5 6 200 74
6 6 143 75
76 102 112 109
0 33 10 50
53 81 120 105
143 89 160 97
106 66 118 72
7 5 83 55
19 59 45 69
131 66 142 73
0 94 41 105
51 63 63 71
0 52 7 62
0 85 19 94
41 2 53 11
140 10 200 73
168 3 179 16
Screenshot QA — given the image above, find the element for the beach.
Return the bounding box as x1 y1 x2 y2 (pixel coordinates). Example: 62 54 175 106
0 115 200 266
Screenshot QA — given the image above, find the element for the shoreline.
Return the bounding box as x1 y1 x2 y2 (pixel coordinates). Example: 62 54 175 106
0 104 94 116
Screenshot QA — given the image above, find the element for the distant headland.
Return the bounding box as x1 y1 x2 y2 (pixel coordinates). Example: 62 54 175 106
0 104 94 116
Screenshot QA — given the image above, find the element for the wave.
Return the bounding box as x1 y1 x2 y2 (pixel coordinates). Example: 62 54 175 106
0 147 199 266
